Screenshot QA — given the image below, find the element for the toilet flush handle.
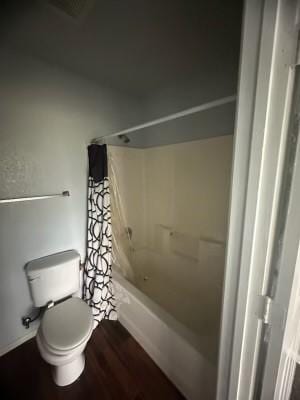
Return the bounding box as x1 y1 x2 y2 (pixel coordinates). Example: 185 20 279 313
21 307 42 329
22 317 31 329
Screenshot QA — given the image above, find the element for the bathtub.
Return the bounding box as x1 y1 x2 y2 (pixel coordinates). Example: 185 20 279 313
113 267 217 400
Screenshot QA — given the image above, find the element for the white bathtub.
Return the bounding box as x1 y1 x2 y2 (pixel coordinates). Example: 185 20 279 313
114 269 217 400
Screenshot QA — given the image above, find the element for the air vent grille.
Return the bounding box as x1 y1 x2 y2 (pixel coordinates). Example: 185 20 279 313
48 0 91 18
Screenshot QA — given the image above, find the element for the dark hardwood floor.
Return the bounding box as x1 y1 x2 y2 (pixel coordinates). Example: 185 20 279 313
291 364 300 400
0 321 185 400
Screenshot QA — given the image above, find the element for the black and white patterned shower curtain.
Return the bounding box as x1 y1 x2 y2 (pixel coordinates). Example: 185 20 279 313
83 144 117 327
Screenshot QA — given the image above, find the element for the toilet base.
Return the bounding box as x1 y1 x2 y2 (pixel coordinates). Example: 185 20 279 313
52 353 85 386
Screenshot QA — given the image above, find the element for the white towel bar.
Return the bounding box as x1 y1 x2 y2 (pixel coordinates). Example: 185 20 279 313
0 191 70 204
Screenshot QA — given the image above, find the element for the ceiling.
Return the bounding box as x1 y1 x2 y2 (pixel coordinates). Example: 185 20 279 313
1 0 243 99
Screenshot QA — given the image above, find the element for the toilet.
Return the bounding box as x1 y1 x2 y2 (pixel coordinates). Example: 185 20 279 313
26 250 93 387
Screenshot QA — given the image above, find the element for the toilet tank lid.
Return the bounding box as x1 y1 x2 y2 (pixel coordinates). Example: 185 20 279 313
26 250 80 274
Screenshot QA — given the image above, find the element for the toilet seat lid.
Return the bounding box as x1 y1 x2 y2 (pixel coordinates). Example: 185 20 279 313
41 297 93 351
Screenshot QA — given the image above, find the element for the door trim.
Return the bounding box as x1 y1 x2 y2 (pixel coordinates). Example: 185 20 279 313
218 1 300 399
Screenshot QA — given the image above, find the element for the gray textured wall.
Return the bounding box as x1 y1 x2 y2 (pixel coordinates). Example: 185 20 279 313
0 47 142 352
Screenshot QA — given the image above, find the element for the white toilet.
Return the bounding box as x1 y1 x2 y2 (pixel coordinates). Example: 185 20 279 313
26 250 93 387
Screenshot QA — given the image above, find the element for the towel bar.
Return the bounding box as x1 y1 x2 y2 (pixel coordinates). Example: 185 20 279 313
0 191 70 204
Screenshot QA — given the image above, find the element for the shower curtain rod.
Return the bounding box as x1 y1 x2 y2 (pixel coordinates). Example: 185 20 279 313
93 94 236 143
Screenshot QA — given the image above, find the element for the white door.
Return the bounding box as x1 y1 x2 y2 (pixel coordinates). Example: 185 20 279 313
256 66 300 399
218 1 300 399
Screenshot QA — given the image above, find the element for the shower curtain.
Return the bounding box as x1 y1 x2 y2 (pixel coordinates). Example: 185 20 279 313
108 148 135 283
83 144 117 327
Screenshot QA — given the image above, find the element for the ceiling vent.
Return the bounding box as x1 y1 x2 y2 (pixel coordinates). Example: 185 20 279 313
47 0 93 19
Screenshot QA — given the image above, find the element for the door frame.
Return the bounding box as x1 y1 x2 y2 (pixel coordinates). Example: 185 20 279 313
217 1 300 399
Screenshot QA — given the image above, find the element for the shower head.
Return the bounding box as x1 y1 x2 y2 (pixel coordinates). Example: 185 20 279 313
118 134 130 144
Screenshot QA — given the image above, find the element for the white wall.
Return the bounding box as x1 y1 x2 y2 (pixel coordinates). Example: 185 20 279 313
0 46 143 353
144 136 233 245
110 135 233 251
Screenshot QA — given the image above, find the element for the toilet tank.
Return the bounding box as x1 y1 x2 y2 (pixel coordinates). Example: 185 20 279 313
26 250 81 307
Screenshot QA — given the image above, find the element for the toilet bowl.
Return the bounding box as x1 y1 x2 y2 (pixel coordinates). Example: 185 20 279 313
36 297 93 386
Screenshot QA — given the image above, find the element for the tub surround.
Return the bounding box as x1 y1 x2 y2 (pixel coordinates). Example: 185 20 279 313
109 136 232 345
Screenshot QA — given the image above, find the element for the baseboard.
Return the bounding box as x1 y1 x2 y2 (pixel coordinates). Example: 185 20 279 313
0 328 37 357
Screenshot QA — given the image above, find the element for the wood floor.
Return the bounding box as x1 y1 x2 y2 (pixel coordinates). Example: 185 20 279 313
0 321 185 400
291 364 300 400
